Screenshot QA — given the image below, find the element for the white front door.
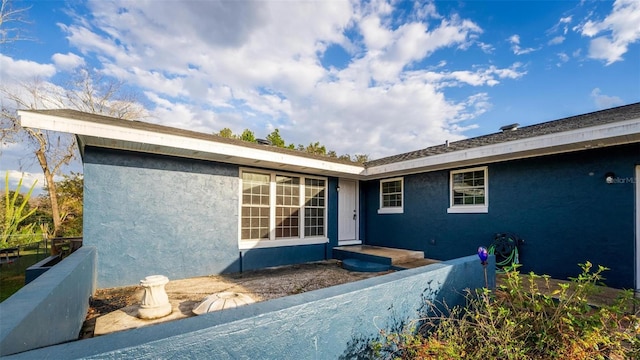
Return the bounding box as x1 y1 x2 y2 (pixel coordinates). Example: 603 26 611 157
338 179 359 245
636 165 639 293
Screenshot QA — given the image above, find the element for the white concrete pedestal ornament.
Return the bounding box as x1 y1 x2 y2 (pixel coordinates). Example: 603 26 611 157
137 275 172 319
192 292 255 315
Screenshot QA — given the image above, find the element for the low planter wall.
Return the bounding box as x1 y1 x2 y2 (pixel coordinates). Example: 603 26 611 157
5 254 494 359
0 247 96 357
24 255 62 285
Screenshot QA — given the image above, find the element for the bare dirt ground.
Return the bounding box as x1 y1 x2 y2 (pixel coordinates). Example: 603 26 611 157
81 260 393 339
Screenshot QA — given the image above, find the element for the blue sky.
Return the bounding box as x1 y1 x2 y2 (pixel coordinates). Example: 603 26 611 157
1 0 639 194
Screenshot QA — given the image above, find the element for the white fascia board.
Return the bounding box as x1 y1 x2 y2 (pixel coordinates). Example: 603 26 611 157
365 117 640 178
18 111 365 177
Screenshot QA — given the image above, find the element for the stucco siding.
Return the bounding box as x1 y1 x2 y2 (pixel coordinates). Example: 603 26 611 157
84 148 241 288
364 143 639 288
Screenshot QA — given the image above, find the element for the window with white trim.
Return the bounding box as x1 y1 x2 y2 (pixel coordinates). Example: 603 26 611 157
448 166 488 213
241 170 327 247
241 172 270 239
304 178 326 236
378 177 403 214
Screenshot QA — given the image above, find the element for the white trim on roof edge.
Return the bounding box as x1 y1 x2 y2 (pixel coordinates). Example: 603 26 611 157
18 111 365 178
18 111 640 180
364 117 640 179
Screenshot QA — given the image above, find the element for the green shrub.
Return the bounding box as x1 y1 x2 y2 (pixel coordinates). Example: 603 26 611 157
379 262 640 359
1 172 38 248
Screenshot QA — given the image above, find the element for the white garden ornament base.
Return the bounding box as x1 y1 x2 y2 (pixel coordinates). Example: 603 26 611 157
137 275 172 319
192 292 255 315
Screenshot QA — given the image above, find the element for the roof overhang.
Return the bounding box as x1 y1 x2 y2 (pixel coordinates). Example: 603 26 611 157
363 117 640 179
18 111 366 179
18 110 640 181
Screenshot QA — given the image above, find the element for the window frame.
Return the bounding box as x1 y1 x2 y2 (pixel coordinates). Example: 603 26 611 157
239 168 329 249
447 166 489 214
378 177 404 214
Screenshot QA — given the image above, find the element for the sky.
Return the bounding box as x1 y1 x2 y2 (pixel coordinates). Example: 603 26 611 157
1 0 639 195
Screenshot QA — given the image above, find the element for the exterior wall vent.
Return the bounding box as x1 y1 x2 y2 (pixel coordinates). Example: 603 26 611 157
500 123 520 132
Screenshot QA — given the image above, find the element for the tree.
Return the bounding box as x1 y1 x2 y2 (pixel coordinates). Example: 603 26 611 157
217 127 234 138
41 172 83 237
53 172 83 236
353 154 370 164
0 0 31 45
1 70 147 236
305 141 326 155
266 129 285 148
239 129 256 143
221 126 364 162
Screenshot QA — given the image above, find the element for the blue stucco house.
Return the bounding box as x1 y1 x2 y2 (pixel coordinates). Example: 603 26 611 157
19 103 640 290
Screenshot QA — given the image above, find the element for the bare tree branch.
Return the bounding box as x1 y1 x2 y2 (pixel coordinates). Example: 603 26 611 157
1 72 148 236
0 0 32 44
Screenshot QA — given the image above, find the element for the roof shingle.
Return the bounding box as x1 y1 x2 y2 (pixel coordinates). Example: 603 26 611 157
365 102 640 168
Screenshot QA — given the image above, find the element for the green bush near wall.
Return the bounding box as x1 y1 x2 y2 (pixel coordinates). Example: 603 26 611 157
379 263 640 359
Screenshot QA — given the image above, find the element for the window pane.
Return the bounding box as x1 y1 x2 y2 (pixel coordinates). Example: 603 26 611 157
381 179 402 208
241 172 270 240
451 169 486 207
275 176 300 239
304 179 325 237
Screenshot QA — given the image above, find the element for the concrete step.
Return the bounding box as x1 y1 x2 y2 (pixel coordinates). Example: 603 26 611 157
333 245 425 266
394 258 440 269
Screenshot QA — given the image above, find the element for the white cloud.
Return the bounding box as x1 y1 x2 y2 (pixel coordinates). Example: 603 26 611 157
477 41 494 53
548 15 573 36
587 37 628 65
0 54 56 81
590 88 623 108
548 36 565 45
52 0 526 159
51 52 85 71
416 63 526 88
508 34 537 55
413 1 441 20
579 0 640 65
2 170 44 194
293 78 470 158
555 52 570 67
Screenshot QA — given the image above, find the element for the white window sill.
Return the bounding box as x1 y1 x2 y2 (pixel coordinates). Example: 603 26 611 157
239 237 329 250
447 206 488 214
378 207 403 214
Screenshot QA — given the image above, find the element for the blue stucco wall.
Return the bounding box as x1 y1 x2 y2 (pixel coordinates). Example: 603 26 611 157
364 144 639 289
5 255 493 359
0 247 96 356
84 148 241 288
83 148 339 287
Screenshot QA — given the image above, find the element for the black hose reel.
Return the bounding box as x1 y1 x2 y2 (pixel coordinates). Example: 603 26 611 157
488 232 524 271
